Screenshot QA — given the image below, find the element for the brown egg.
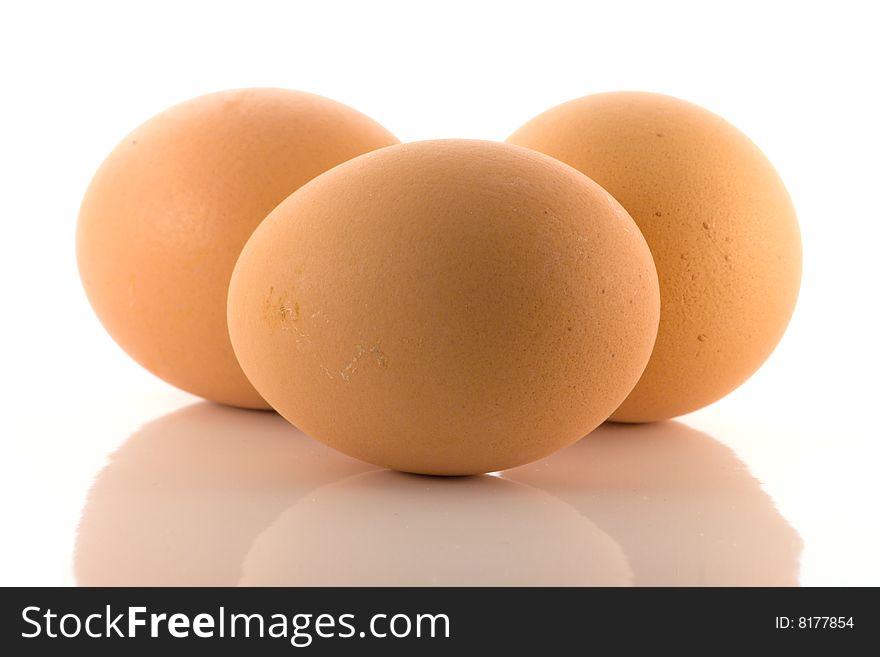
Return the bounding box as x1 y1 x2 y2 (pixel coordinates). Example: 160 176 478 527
77 89 398 408
508 92 802 422
228 140 660 475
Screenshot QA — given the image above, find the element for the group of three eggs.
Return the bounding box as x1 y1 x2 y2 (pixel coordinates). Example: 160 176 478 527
77 88 801 475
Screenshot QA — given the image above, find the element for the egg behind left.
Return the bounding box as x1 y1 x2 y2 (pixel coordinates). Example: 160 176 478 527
77 89 398 408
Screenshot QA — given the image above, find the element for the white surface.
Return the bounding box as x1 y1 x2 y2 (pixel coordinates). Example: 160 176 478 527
1 0 878 586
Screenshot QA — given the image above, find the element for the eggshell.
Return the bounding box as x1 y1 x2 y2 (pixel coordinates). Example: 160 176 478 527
508 92 802 422
77 89 398 408
228 140 660 475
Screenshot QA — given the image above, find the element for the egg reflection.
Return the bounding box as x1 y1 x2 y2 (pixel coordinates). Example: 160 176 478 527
240 470 631 586
75 402 374 585
504 421 802 585
75 405 799 586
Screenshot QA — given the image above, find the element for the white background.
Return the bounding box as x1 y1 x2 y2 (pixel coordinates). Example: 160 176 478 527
1 0 878 585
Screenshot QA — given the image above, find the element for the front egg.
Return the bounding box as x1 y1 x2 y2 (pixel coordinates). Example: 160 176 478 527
228 140 660 475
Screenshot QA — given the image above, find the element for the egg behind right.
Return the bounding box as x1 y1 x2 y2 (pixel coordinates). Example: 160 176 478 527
508 92 802 422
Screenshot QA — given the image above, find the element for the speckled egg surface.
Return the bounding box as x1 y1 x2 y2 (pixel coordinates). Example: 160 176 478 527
228 139 660 475
508 92 802 422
